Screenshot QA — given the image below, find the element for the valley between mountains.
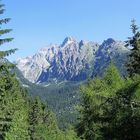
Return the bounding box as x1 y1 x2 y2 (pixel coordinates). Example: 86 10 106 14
15 37 129 128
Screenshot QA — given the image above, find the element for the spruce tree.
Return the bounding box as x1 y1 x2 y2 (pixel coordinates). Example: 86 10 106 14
4 82 30 140
0 2 17 139
0 2 80 140
76 64 124 140
28 98 45 140
76 64 140 140
28 97 59 140
126 19 140 77
0 2 30 139
102 76 140 140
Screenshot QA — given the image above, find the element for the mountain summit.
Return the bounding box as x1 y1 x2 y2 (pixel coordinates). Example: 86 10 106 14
61 36 76 47
16 37 129 83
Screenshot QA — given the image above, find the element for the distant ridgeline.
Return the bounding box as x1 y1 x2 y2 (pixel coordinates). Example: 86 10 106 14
1 0 140 138
15 37 129 128
0 2 79 139
16 37 129 84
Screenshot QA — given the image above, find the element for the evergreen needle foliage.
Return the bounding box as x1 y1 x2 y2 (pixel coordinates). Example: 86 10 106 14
0 2 79 139
0 2 18 139
76 21 140 140
76 64 140 140
126 19 140 77
1 1 140 140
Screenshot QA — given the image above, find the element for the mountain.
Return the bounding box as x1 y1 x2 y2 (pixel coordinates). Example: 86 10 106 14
15 37 130 128
16 37 129 83
14 67 81 128
93 38 129 76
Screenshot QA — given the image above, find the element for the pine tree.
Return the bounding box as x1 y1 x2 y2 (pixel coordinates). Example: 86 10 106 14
4 83 30 140
0 2 30 139
0 2 17 139
76 64 140 140
28 97 45 140
126 19 140 77
28 97 60 140
76 64 124 140
101 75 140 140
0 2 80 140
0 70 15 139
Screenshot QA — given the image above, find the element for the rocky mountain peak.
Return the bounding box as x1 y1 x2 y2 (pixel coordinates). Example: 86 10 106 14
61 36 76 47
79 40 87 46
102 38 115 46
105 38 115 43
16 37 129 83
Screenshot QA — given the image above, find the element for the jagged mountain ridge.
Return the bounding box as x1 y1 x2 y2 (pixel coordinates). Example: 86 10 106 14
93 38 129 76
16 37 129 83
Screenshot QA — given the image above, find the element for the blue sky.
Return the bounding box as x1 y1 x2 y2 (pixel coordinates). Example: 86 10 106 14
2 0 140 61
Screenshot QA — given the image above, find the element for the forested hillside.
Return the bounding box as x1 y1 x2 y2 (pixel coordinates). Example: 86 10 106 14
14 67 81 128
0 3 79 139
76 20 140 140
0 1 140 140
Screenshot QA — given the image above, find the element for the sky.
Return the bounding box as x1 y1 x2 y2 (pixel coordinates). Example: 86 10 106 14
1 0 140 61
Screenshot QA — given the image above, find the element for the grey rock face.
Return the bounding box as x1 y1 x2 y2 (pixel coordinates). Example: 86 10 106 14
16 37 129 83
16 37 99 83
93 38 129 76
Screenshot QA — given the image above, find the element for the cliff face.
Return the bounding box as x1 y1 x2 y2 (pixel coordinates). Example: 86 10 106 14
16 37 129 83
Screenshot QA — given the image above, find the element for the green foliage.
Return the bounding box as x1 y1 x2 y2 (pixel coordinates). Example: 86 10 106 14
27 97 80 140
28 97 58 139
0 2 19 139
76 64 140 140
0 4 16 59
2 1 140 140
15 67 81 129
0 2 80 140
5 87 30 140
126 19 140 77
101 75 140 140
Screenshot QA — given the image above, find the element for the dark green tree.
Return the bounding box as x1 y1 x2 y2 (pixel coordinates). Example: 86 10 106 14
101 75 140 140
28 97 59 140
126 19 140 77
76 65 124 140
28 97 47 140
0 2 17 139
0 2 30 139
4 83 30 140
76 64 140 140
